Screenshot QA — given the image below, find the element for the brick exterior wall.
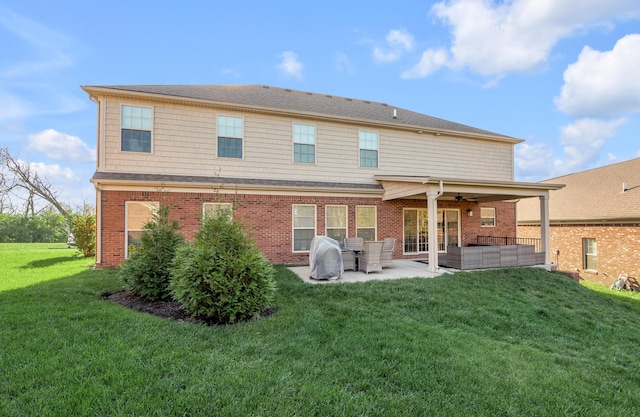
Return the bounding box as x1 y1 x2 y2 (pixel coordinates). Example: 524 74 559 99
99 189 516 267
518 223 640 286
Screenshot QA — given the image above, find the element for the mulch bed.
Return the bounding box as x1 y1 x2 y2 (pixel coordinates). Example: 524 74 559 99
104 291 207 324
104 290 276 325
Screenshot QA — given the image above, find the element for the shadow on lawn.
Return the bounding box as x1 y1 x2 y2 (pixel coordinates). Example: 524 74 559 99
22 255 85 269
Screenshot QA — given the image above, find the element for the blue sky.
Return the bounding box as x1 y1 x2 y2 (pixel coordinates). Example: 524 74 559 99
1 0 639 211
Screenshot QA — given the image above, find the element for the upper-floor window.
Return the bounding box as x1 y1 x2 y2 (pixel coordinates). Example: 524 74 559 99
356 206 376 241
293 123 315 163
480 207 496 227
217 115 243 158
121 105 152 153
325 205 347 245
359 131 378 168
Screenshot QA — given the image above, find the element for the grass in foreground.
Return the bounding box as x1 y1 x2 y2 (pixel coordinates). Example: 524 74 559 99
1 243 639 416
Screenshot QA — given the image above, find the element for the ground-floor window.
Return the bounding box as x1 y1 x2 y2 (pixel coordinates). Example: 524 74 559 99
582 238 597 270
125 201 159 258
325 205 347 245
293 205 316 252
356 206 376 241
403 208 459 254
203 202 233 220
480 207 496 227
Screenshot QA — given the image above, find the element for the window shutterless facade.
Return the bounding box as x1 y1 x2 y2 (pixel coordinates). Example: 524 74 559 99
121 105 152 152
293 205 316 252
583 238 597 270
217 115 243 158
359 131 378 168
293 123 315 163
356 206 376 241
325 205 347 245
125 201 158 258
480 207 496 227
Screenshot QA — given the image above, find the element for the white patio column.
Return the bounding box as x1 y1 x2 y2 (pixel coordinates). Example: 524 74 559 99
539 194 550 264
427 187 440 273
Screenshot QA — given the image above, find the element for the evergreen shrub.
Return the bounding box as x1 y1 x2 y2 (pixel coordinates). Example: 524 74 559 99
169 209 276 324
119 204 183 301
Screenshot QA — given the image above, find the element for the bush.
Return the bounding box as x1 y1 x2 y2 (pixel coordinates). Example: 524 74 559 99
119 205 183 301
169 209 276 324
71 214 96 257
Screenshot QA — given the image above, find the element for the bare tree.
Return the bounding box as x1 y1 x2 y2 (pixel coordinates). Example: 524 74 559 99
0 147 71 224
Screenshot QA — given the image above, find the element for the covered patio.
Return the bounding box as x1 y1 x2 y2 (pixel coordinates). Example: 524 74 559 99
374 175 564 273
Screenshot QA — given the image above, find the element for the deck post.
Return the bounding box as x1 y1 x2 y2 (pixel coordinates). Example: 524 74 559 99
427 187 441 272
539 194 550 264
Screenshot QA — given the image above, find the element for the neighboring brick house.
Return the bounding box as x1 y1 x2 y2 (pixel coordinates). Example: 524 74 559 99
518 158 640 285
82 84 560 270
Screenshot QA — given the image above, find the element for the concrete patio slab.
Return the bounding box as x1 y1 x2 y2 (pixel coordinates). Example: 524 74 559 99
289 259 453 284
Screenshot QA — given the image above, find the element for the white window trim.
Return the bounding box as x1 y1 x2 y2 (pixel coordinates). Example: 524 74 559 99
358 130 379 168
124 201 159 259
356 205 377 241
203 202 233 219
216 114 245 159
325 205 348 243
120 104 154 154
292 122 317 164
402 208 460 254
480 207 496 227
292 204 316 253
582 238 598 271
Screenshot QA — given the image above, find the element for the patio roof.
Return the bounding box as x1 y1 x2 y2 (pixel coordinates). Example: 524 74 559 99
374 175 565 202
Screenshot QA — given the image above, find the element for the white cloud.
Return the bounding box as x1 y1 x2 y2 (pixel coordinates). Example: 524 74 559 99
27 129 96 163
405 0 640 78
553 118 627 175
514 142 556 181
554 34 640 118
277 51 304 79
26 160 79 183
373 29 415 63
401 49 449 79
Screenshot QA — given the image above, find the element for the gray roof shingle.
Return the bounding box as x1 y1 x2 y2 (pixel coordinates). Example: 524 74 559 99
88 84 514 139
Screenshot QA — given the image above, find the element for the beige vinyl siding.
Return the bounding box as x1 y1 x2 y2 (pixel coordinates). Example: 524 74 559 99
102 99 514 183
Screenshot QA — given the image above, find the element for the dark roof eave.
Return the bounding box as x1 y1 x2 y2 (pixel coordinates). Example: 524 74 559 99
90 171 383 193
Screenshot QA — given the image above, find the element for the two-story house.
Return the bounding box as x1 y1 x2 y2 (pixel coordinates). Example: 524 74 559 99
82 84 561 270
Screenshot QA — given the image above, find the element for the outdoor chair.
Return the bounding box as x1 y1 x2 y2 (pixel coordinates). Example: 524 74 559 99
344 237 364 252
342 250 356 271
358 241 384 274
381 238 396 268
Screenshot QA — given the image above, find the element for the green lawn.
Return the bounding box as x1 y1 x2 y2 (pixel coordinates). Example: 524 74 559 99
1 243 639 416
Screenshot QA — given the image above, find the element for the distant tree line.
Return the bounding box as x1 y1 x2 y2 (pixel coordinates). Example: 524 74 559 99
0 210 69 243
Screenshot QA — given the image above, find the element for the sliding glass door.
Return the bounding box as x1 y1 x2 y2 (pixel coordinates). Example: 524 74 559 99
403 209 460 254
